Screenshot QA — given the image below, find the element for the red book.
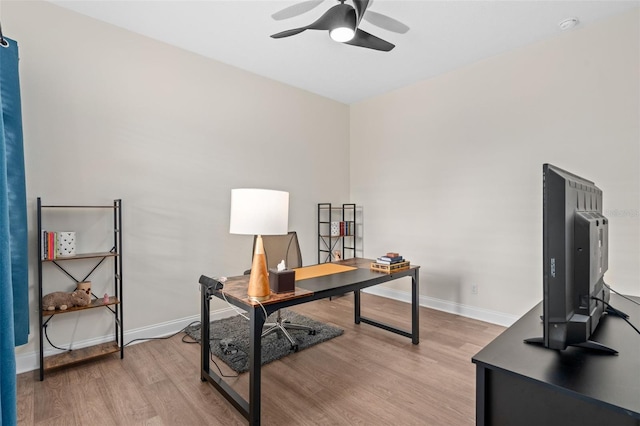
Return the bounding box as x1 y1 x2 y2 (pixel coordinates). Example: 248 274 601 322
48 232 55 259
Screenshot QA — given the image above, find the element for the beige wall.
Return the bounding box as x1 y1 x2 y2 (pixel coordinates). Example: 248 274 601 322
350 9 639 321
6 1 350 366
7 1 639 370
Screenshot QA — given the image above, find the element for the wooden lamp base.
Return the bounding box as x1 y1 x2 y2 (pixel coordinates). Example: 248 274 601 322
247 235 271 301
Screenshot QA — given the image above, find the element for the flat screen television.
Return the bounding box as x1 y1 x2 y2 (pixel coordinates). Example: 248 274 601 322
525 163 618 354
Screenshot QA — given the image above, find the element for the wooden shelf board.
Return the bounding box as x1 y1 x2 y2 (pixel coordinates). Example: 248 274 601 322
42 296 120 317
41 252 118 262
41 205 118 209
43 342 121 371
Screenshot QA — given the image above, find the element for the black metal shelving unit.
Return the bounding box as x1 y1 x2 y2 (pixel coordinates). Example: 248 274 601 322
37 197 123 380
317 203 357 263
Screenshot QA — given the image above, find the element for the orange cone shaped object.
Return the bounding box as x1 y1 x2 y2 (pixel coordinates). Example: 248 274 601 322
247 235 271 301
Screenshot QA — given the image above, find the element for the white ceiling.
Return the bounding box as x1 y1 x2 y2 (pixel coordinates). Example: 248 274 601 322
49 0 639 104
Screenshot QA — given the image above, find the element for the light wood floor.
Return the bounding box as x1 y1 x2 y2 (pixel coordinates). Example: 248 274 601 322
17 293 505 426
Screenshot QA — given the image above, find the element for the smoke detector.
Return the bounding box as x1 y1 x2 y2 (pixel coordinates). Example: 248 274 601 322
559 18 579 31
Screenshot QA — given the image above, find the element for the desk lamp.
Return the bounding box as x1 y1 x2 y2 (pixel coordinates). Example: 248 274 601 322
229 188 289 301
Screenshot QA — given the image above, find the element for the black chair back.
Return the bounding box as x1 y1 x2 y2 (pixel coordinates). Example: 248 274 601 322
254 231 302 270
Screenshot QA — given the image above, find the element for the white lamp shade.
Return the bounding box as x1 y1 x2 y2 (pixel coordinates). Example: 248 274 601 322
229 188 289 235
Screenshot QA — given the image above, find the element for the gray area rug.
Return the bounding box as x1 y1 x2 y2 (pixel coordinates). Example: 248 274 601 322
185 309 343 373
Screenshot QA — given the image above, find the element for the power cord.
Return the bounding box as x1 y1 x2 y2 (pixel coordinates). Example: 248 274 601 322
43 323 70 351
248 296 269 323
43 317 204 352
123 320 202 347
183 325 235 373
207 284 272 377
216 277 268 324
181 319 239 378
208 345 239 378
125 318 240 378
42 307 251 380
221 290 250 321
592 296 640 335
604 282 640 306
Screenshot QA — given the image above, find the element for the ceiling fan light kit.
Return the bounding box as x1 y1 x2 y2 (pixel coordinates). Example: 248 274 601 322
270 0 409 52
329 2 357 42
330 27 355 42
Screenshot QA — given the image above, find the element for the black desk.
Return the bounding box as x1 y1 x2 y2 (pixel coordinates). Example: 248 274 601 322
472 294 640 426
200 258 420 425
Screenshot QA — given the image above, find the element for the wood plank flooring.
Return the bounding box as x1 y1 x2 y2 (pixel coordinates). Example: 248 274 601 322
17 293 505 425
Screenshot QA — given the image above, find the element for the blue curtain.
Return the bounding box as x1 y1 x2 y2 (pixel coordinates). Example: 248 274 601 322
1 35 28 426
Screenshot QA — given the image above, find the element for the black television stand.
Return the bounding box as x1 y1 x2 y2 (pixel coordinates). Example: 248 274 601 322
474 294 640 426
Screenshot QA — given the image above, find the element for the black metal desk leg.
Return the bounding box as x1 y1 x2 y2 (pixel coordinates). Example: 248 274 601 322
412 269 420 344
354 289 361 324
248 306 266 425
200 286 210 381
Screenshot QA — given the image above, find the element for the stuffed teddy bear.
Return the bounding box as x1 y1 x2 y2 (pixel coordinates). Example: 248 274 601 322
42 290 91 311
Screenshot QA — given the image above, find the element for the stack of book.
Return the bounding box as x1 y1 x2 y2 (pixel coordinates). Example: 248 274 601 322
341 221 355 236
41 230 57 260
330 221 355 237
370 252 410 273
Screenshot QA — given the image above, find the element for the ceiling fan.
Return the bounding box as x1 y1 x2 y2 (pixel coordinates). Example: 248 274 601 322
270 0 409 52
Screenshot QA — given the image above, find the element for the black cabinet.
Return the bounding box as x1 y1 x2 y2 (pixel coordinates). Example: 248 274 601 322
472 294 640 425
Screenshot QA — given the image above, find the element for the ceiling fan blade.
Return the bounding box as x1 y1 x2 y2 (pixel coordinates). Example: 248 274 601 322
344 28 395 51
271 27 309 39
308 4 347 31
353 0 370 26
363 10 410 34
271 3 352 38
271 0 325 21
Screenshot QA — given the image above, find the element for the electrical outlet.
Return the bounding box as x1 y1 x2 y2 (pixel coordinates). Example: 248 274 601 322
471 284 478 294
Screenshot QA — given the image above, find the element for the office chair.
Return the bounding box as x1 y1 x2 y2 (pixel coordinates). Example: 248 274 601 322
245 231 315 351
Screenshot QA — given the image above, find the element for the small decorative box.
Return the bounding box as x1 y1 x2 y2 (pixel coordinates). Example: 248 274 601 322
56 231 76 257
268 269 295 294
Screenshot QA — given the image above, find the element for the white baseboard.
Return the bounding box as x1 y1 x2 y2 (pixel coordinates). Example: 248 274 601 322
362 286 518 327
16 306 238 375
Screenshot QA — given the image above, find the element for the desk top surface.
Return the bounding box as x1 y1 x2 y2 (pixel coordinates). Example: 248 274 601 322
473 293 640 417
219 258 419 307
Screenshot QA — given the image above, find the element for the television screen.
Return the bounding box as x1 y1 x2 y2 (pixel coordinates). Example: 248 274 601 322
526 163 617 354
